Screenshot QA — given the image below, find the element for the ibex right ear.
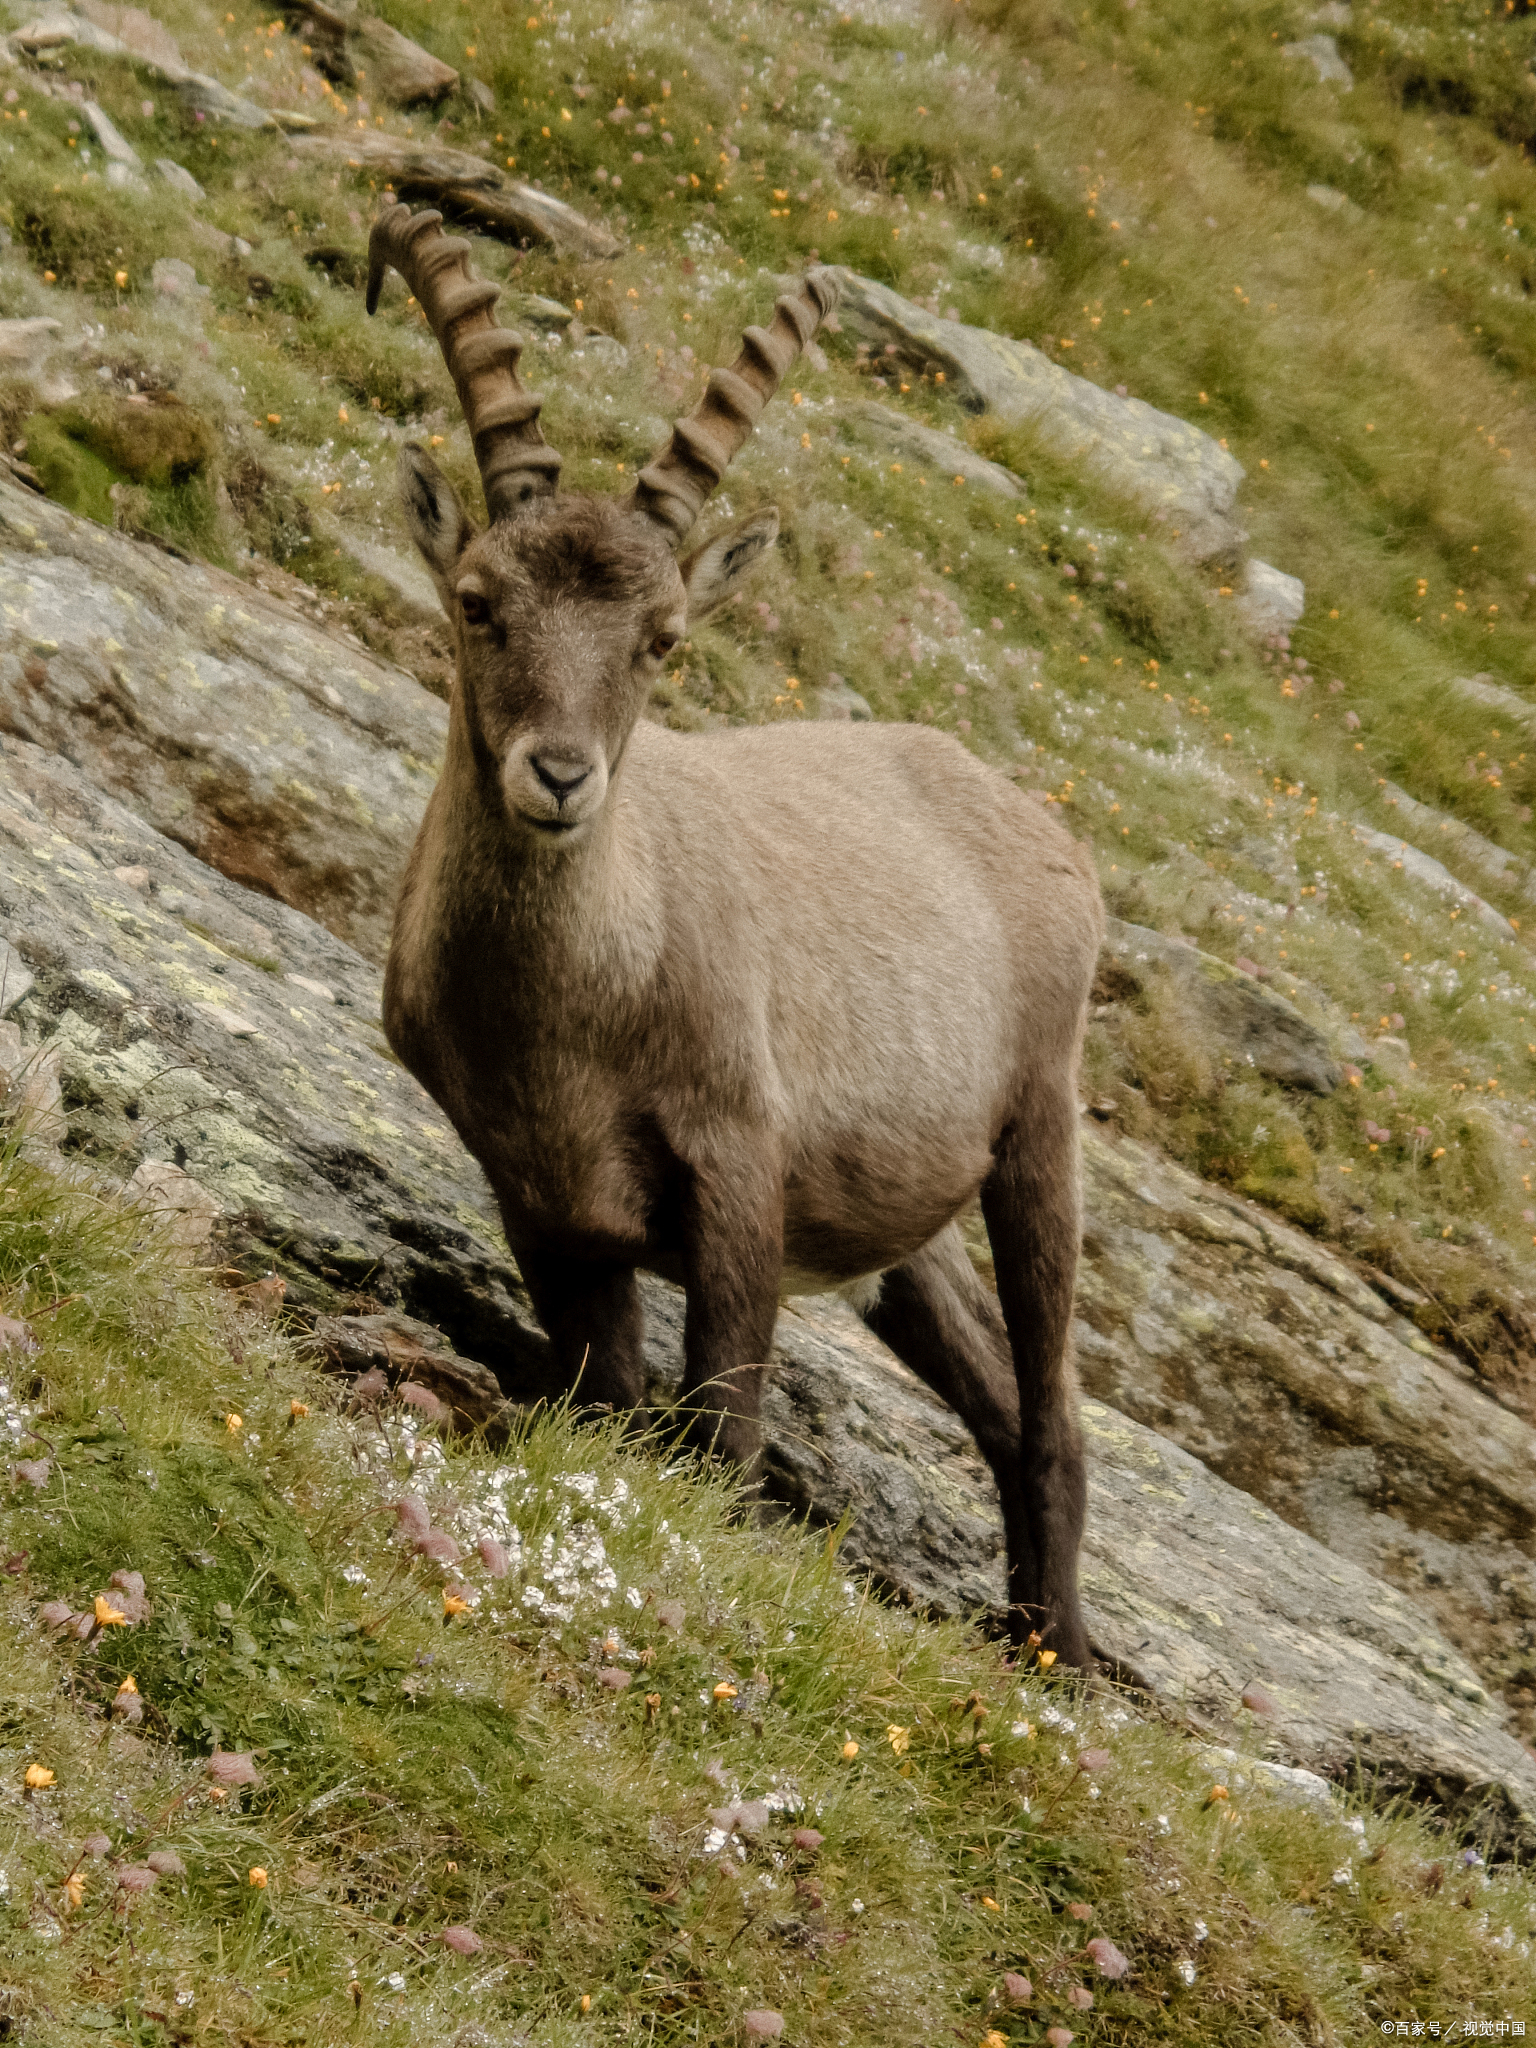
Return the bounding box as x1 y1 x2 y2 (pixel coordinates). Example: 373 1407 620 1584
398 443 473 613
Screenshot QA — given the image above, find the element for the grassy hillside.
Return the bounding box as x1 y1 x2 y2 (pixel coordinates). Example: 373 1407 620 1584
2 1149 1535 2044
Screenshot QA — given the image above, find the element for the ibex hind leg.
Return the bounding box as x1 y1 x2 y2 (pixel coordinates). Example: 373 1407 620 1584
980 1080 1092 1669
856 1221 1083 1659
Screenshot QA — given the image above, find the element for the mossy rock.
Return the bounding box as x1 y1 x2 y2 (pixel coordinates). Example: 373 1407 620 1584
21 411 121 526
50 394 218 486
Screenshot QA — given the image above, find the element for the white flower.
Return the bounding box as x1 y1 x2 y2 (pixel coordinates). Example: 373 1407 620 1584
850 1899 865 1915
1176 1960 1196 1987
1331 1865 1354 1888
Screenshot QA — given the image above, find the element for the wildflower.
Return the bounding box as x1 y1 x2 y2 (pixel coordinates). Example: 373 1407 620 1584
1204 1784 1230 1808
248 1866 268 1889
417 1530 461 1565
205 1750 260 1788
118 1865 158 1893
1241 1683 1275 1716
478 1537 509 1576
644 1691 661 1720
597 1667 631 1690
393 1496 432 1540
442 1589 470 1617
112 1680 144 1724
1066 1985 1094 2010
743 2014 784 2041
981 2034 1008 2048
886 1724 911 1756
1087 1936 1131 1979
981 1895 1000 1912
114 269 127 287
338 405 349 422
93 1595 127 1627
39 1601 73 1629
289 1399 309 1419
841 1739 859 1760
63 1871 84 1908
442 1924 482 1954
1046 2031 1076 2048
225 1412 242 1434
712 1682 738 1701
1002 1971 1032 2002
792 1828 824 1852
146 1849 185 1877
655 1598 686 1630
81 1832 111 1858
1077 1748 1111 1773
398 1382 447 1422
1067 1902 1093 1921
1036 1649 1057 1670
13 1458 49 1489
24 1764 54 1789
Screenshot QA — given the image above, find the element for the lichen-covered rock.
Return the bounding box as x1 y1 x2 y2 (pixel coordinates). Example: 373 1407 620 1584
1102 917 1341 1093
829 272 1245 563
0 476 444 963
350 15 457 104
1374 781 1536 913
843 402 1024 498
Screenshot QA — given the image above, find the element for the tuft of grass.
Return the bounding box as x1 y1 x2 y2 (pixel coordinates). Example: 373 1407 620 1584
2 1147 1535 2042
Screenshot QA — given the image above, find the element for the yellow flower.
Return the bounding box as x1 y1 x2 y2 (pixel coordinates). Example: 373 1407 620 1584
337 405 349 423
117 1674 139 1694
982 2033 1009 2048
225 1413 243 1434
442 1591 470 1617
248 1866 269 1889
1036 1649 1057 1670
981 1895 1001 1911
64 1870 85 1908
114 269 127 288
885 1724 911 1756
93 1596 128 1627
712 1682 738 1701
841 1739 859 1760
24 1763 54 1789
289 1399 309 1418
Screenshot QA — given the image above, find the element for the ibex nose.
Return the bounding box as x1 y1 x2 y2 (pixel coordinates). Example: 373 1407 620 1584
531 755 592 801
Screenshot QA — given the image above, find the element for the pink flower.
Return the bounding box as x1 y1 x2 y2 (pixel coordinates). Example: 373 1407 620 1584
1077 1748 1112 1774
146 1850 185 1877
1046 2031 1076 2048
116 1865 158 1893
205 1750 260 1787
1067 1984 1094 2010
398 1382 447 1422
655 1598 686 1630
792 1827 824 1852
13 1459 50 1490
742 2015 784 2041
81 1832 111 1859
1086 1936 1131 1979
1002 1971 1032 2002
597 1667 632 1691
442 1924 483 1954
393 1497 432 1541
416 1531 461 1565
478 1537 509 1577
38 1601 74 1629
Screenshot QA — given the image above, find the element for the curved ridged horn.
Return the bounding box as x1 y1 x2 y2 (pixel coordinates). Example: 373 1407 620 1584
631 267 841 548
366 200 560 520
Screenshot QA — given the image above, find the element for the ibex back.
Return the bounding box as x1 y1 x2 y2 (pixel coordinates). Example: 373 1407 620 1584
370 204 1105 1665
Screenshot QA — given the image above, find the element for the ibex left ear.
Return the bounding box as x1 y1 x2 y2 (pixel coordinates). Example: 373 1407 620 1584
680 507 780 621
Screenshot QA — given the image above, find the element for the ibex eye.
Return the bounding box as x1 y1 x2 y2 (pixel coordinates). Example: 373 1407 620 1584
459 591 488 626
651 631 679 659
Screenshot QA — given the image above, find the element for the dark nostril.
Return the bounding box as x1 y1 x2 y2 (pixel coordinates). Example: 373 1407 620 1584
531 756 591 799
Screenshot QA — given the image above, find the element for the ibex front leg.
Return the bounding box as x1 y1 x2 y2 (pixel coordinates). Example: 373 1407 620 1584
676 1147 784 1479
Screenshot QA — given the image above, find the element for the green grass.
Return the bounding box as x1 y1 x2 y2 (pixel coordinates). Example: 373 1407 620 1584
3 1148 1536 2045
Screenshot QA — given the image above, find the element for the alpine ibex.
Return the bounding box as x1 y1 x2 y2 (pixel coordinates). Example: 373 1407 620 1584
368 203 1104 1664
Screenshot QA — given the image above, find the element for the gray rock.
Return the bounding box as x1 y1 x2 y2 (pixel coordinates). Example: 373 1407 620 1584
0 933 34 1014
844 401 1024 498
289 133 624 258
177 72 277 130
1451 671 1536 741
104 161 145 193
0 317 63 379
814 675 872 722
0 475 445 964
1347 820 1516 938
1282 33 1353 88
1 730 1532 1831
829 271 1245 563
150 257 207 300
464 73 496 115
1376 782 1536 912
503 291 578 334
80 98 140 167
349 14 457 106
1234 556 1305 642
1101 917 1340 1092
154 157 205 200
1305 183 1362 220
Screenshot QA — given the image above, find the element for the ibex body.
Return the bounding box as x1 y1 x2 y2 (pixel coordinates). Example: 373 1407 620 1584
370 205 1104 1665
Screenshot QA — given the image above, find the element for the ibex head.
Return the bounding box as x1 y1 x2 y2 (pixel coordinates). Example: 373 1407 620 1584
367 204 838 848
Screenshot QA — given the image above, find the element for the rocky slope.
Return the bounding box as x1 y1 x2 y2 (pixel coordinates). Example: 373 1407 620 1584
1 477 1533 1838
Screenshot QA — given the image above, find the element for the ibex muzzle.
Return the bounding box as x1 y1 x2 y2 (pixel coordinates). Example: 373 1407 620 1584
372 204 1104 1666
